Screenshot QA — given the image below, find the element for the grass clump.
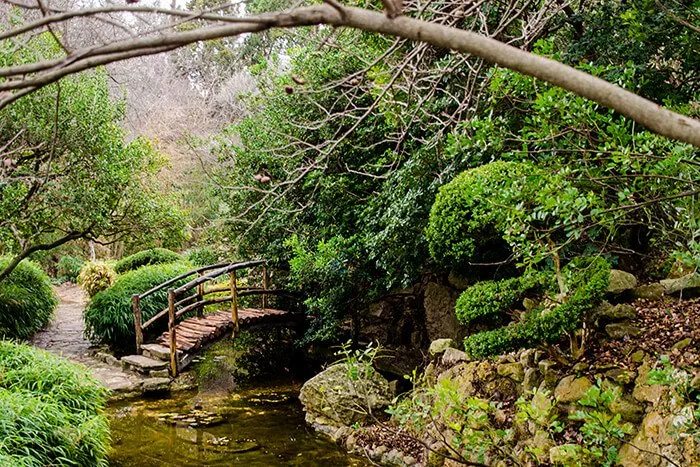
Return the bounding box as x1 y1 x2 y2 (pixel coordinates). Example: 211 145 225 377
78 262 116 298
114 248 183 274
0 257 57 339
56 255 85 283
84 262 194 350
0 340 110 466
463 257 610 358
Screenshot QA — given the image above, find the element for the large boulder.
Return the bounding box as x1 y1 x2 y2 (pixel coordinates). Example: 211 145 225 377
608 269 638 295
661 273 700 297
299 364 393 429
423 282 466 341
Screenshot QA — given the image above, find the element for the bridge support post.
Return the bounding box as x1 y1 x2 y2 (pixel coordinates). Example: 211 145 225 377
262 264 268 310
168 289 178 377
230 271 239 337
132 294 143 354
196 271 204 318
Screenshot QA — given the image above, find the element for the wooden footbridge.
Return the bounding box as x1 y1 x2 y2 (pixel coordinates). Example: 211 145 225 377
130 260 300 376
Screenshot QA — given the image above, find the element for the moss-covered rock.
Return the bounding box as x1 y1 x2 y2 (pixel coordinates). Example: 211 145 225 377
299 363 392 428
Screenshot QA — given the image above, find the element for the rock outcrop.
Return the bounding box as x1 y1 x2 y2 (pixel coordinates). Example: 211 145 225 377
299 363 393 431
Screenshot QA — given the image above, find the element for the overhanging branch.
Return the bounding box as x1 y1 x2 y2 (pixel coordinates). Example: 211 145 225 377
0 3 699 147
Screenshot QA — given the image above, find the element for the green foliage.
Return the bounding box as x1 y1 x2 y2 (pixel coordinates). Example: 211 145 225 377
455 272 551 326
56 255 85 283
0 31 187 280
426 161 540 268
186 247 219 267
388 375 511 464
647 356 699 442
0 257 57 339
464 257 610 357
287 234 371 343
203 0 698 339
568 381 633 466
0 340 110 466
114 248 184 275
77 262 116 298
334 340 382 382
83 262 193 349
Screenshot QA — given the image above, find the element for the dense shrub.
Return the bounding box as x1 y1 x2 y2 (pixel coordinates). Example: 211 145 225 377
0 340 110 466
463 257 610 357
78 262 117 298
56 255 85 283
455 272 551 326
426 161 539 269
84 262 194 349
0 257 57 339
186 247 219 267
114 248 183 274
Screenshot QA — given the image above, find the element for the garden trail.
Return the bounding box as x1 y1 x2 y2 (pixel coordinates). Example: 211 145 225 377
31 283 142 394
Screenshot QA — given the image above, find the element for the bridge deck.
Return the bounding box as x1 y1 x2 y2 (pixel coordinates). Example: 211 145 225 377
156 308 292 353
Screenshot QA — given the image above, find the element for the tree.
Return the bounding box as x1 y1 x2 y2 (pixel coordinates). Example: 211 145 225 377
0 1 698 147
0 33 185 281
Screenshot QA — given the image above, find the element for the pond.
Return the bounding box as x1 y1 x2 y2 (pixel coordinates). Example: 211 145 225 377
108 383 368 466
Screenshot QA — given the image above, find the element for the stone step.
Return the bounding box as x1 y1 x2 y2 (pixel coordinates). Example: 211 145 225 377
141 343 180 361
121 355 169 374
141 377 171 394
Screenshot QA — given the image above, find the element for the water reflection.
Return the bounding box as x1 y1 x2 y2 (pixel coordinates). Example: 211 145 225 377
108 385 368 466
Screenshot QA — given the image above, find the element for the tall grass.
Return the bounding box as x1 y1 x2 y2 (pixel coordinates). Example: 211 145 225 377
0 340 110 466
114 248 183 274
83 262 194 350
0 257 57 339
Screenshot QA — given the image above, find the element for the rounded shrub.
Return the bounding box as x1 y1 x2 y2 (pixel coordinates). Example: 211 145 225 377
455 271 551 326
113 248 183 275
0 340 110 466
426 161 539 268
463 257 610 358
0 257 57 339
78 262 117 298
56 255 85 283
186 247 219 267
84 262 194 350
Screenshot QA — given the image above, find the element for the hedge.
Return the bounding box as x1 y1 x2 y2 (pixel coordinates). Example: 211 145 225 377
0 257 57 339
113 248 183 274
463 257 610 358
83 262 194 350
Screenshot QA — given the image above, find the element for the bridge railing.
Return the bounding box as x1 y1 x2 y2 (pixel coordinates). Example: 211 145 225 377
131 260 287 375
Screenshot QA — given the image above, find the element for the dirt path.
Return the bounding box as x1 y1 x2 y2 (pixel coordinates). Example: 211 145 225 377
31 283 142 394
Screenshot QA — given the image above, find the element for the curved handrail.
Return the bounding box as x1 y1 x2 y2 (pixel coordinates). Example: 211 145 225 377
172 260 265 296
137 262 235 300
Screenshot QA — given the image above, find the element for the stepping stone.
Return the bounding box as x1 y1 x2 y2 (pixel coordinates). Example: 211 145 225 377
141 344 179 361
121 355 168 373
142 377 171 393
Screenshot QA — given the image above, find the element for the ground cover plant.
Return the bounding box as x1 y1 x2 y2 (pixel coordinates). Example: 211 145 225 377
113 248 184 274
0 340 110 466
84 262 194 349
0 257 57 339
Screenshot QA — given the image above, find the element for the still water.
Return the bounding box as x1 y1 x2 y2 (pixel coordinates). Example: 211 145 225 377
108 384 368 467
